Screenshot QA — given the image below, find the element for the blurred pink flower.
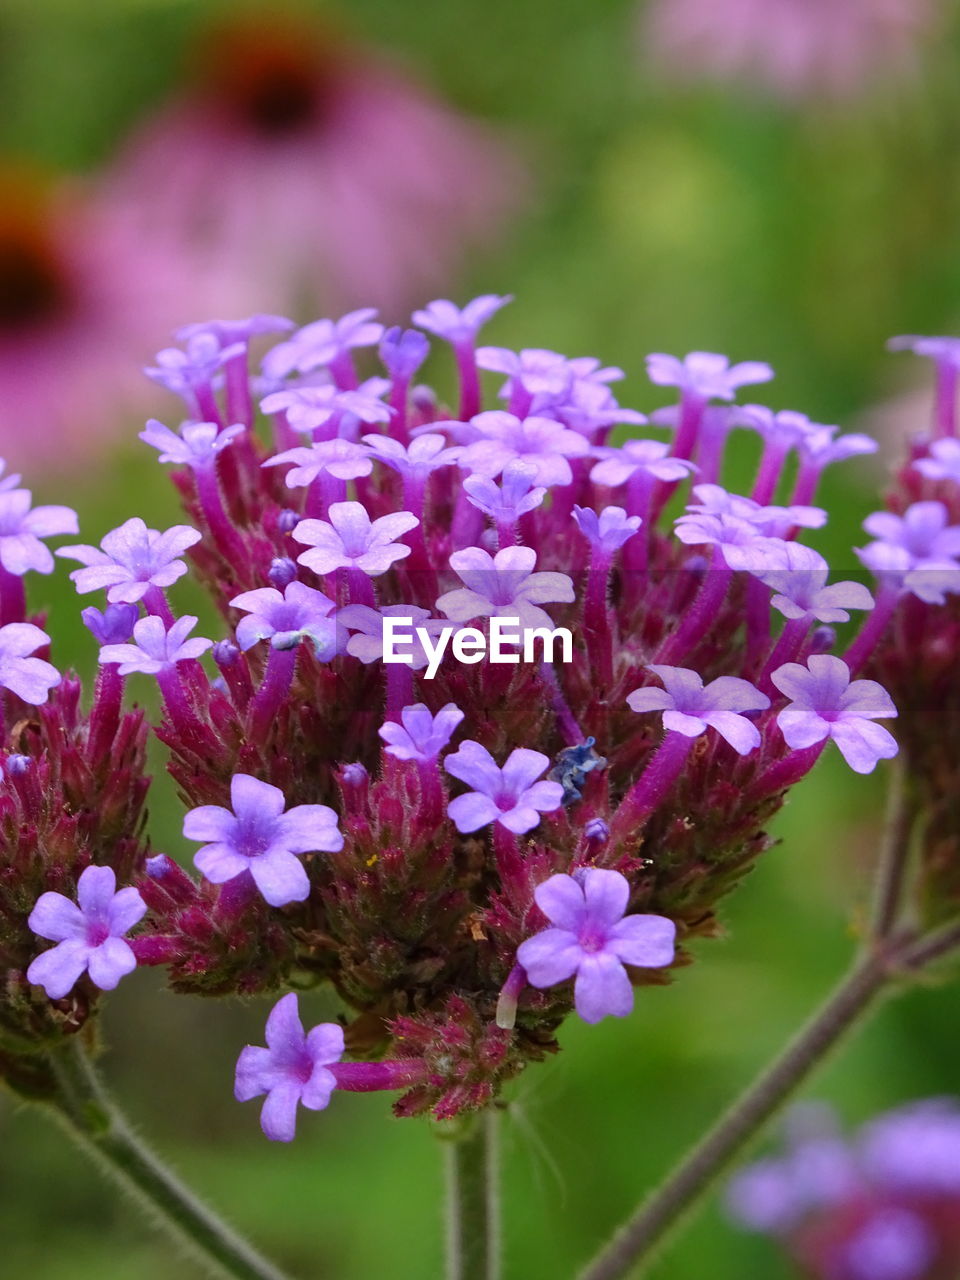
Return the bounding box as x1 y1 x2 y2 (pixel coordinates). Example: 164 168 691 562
0 171 226 470
641 0 935 99
103 13 525 316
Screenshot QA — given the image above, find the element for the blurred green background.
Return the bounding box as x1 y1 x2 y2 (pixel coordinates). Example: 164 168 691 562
1 1 958 1277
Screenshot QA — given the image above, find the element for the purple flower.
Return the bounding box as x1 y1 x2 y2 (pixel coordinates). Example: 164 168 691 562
627 664 770 754
176 315 295 347
860 1099 960 1196
58 517 202 603
27 865 146 999
0 490 78 576
293 502 419 577
674 510 787 573
551 378 647 438
590 439 696 487
914 438 960 484
81 603 139 647
889 334 960 368
98 615 213 675
340 604 445 669
516 869 676 1024
362 433 463 481
798 425 877 469
738 406 827 449
475 348 573 401
646 351 773 401
230 582 341 656
686 483 826 533
412 295 511 344
771 655 898 774
378 702 465 762
842 1208 935 1280
860 502 960 566
437 545 575 631
463 461 547 523
235 993 344 1142
139 419 246 469
458 411 590 487
0 623 61 704
262 309 384 380
260 381 392 434
146 333 243 401
572 505 642 553
183 773 343 907
379 326 430 380
444 741 564 833
264 439 375 489
758 543 875 623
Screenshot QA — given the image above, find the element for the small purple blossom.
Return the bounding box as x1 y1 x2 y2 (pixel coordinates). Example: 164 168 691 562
230 582 341 657
860 1099 960 1196
0 490 78 576
627 665 770 754
860 502 960 566
888 334 960 368
572 505 642 553
437 545 575 631
646 351 774 401
139 419 246 469
0 623 61 704
260 381 392 435
293 502 419 577
263 439 375 489
686 483 827 533
176 314 294 347
516 869 676 1024
262 309 384 380
674 510 787 573
98 615 213 675
81 603 139 647
235 993 344 1142
27 865 146 999
590 439 696 487
739 406 827 449
379 326 430 380
458 411 590 487
797 425 878 468
378 702 465 762
771 655 898 773
58 518 202 603
758 543 875 623
463 461 547 522
362 433 462 480
145 333 242 401
412 295 511 344
475 348 573 402
913 437 960 484
444 741 564 834
183 773 343 907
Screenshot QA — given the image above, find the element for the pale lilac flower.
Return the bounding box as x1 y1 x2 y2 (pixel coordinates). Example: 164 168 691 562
572 506 642 553
340 604 444 669
413 295 512 344
260 380 392 434
855 540 960 606
860 1099 960 1195
475 348 573 402
58 518 202 603
914 437 960 484
0 623 61 704
379 702 465 762
293 502 418 577
590 439 696 487
444 741 563 834
81 604 139 647
463 462 547 522
758 543 875 623
674 510 788 573
437 545 575 631
146 333 242 402
379 327 430 380
686 483 827 532
261 310 384 380
646 351 773 401
860 502 960 566
98 615 213 676
0 490 78 575
457 412 590 487
889 334 960 367
361 433 463 481
139 419 246 469
627 664 769 754
772 654 898 773
263 440 375 489
230 582 341 656
797 425 878 468
516 869 676 1024
235 993 344 1142
550 378 647 438
27 865 145 998
183 772 343 907
176 314 294 347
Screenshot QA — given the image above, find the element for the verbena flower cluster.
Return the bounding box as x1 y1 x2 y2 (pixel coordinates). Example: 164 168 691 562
1 296 955 1140
727 1100 960 1280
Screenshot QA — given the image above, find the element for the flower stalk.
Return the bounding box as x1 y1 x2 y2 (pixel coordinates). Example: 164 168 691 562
444 1111 500 1280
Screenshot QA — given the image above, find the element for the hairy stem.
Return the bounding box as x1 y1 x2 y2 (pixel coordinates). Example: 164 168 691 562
46 1040 292 1280
445 1111 500 1280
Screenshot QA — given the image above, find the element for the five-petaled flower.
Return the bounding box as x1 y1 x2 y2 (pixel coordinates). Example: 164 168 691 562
572 505 642 553
379 702 465 762
412 295 511 345
230 582 341 656
262 309 384 380
0 490 78 576
99 615 213 676
437 545 574 631
293 502 419 577
517 869 676 1024
758 544 875 623
0 623 61 704
58 517 202 603
235 993 344 1142
139 419 246 470
627 665 770 754
457 411 590 487
27 865 146 999
444 741 564 833
183 773 343 906
772 655 899 774
646 351 773 401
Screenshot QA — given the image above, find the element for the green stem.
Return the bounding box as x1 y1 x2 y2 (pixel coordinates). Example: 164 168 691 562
445 1110 500 1280
46 1040 293 1280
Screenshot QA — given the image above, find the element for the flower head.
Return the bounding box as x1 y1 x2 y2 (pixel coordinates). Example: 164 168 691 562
0 623 60 704
772 655 898 773
646 351 773 401
27 865 146 999
235 993 344 1142
379 702 465 762
58 517 202 603
230 582 341 656
0 489 78 576
183 773 343 907
98 615 213 675
413 295 512 345
444 741 563 833
627 665 770 754
293 502 418 577
437 545 574 631
517 869 676 1023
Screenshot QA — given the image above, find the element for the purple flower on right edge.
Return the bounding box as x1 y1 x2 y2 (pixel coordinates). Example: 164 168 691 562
771 655 898 774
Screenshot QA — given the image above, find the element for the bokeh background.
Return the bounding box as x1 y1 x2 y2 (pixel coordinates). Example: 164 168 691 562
0 0 958 1276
